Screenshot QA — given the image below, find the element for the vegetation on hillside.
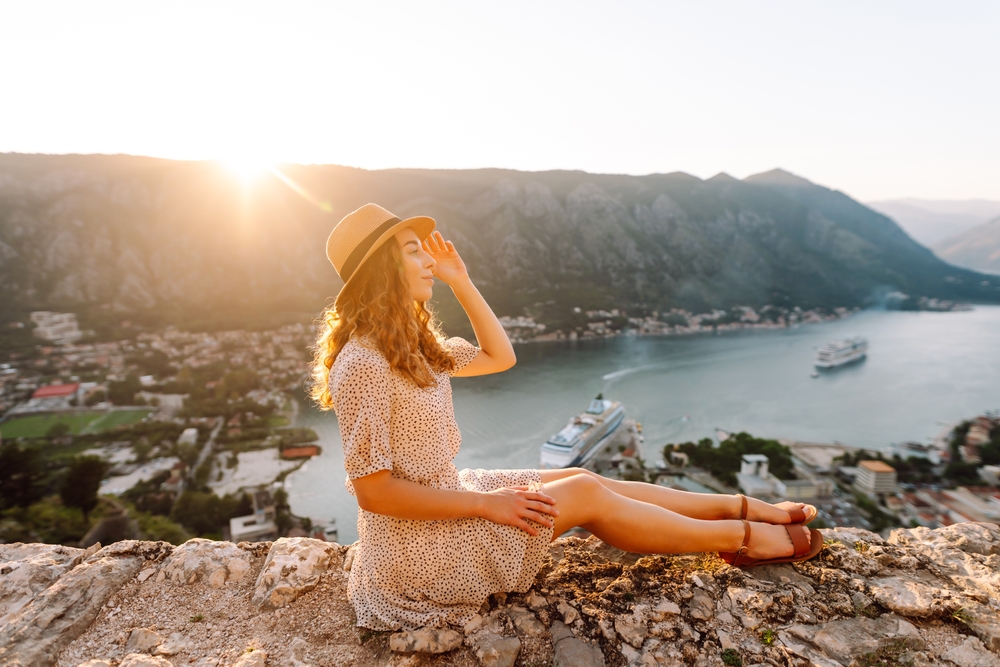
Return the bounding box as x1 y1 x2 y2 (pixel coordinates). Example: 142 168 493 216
665 432 795 486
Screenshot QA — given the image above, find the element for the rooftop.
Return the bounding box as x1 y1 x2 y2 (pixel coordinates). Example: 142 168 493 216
31 382 79 398
859 459 895 473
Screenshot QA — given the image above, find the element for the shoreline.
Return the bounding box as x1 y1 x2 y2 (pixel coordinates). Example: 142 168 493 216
505 307 859 345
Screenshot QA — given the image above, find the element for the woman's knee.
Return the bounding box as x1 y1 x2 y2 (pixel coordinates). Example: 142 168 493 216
539 467 598 484
558 472 609 503
565 467 601 480
548 473 610 535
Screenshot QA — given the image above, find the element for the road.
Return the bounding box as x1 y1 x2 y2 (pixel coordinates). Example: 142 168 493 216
193 418 223 474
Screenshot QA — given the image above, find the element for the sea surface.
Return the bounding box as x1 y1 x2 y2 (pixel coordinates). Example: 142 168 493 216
286 306 1000 542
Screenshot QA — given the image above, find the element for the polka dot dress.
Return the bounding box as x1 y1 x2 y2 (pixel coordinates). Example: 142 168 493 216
329 336 553 631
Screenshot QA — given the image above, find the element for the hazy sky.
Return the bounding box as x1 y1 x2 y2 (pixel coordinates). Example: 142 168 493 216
2 1 998 201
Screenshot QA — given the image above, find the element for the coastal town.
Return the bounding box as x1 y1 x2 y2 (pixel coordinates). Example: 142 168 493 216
498 304 858 343
1 308 998 552
0 311 325 547
584 411 1000 536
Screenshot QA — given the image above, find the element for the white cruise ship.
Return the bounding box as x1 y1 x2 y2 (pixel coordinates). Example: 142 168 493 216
815 336 868 369
540 397 625 469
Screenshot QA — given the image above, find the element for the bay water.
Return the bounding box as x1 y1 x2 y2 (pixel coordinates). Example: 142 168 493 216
287 306 1000 542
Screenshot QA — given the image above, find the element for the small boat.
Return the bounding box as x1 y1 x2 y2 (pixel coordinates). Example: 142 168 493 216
815 336 868 369
540 396 626 469
901 441 934 453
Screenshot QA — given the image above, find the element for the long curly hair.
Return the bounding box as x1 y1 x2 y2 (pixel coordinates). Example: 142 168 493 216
309 237 456 410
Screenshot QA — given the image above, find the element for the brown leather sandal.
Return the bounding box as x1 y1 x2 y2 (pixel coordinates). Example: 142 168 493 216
786 503 818 524
718 520 824 568
736 494 817 524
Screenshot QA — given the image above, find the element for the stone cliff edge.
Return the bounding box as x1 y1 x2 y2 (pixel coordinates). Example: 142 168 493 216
2 523 1000 667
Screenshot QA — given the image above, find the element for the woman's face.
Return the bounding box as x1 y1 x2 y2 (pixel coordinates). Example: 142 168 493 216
394 227 436 302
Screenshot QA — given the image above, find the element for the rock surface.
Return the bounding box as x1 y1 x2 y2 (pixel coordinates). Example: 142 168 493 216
250 537 338 610
0 543 86 627
389 627 463 654
156 539 251 589
0 524 999 666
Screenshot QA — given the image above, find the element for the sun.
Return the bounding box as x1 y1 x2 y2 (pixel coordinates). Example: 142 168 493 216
219 155 274 185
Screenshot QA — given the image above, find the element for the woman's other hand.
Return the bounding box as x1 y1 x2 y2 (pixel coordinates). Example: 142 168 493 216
478 486 559 536
423 231 469 287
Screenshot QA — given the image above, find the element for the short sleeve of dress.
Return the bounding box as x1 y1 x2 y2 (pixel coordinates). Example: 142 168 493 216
442 336 480 375
330 349 393 488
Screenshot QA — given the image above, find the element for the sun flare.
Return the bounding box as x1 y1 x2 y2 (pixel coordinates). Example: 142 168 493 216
219 156 274 185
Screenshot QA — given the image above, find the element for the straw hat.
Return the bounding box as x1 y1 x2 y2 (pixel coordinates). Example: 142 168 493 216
326 203 435 299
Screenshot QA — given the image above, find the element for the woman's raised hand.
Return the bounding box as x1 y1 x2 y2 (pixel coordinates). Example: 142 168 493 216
423 231 469 287
479 486 559 536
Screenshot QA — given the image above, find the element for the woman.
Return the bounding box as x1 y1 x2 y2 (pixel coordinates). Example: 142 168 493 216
311 204 823 631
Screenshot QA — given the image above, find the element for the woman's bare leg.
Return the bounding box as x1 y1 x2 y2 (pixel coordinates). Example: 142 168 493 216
539 468 813 524
543 473 809 560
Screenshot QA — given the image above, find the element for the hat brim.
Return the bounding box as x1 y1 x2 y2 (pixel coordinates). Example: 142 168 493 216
334 215 436 306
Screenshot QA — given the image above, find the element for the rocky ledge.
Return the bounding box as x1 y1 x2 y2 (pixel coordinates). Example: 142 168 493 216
2 524 1000 667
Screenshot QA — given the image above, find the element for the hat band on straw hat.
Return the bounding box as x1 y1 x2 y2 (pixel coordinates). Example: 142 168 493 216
339 216 402 283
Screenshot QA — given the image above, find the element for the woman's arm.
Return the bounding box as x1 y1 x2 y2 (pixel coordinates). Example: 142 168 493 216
352 469 558 536
423 231 515 376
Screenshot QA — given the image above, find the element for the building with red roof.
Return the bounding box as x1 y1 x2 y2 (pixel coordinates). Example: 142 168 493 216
31 383 80 399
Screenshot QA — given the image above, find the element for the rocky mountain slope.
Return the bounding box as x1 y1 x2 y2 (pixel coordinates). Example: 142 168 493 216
2 524 1000 667
1 154 998 331
865 199 1000 247
934 216 1000 275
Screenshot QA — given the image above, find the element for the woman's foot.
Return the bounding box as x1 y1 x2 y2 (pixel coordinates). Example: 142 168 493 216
718 520 822 568
743 522 813 561
731 495 817 524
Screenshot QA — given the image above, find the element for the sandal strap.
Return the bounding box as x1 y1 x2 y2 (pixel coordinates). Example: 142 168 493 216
738 494 748 521
733 519 751 567
786 524 810 558
786 506 806 523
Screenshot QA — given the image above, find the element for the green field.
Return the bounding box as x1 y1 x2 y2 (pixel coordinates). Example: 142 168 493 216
0 409 152 438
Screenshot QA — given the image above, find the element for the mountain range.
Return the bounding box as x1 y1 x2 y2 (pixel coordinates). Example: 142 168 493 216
1 153 997 334
932 216 1000 275
865 198 1000 247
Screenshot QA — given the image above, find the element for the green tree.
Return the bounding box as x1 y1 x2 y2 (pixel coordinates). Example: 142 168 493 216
84 389 107 406
272 486 293 535
108 374 142 405
216 368 261 400
131 509 190 545
133 437 153 462
673 432 796 486
46 421 71 438
944 460 982 486
121 470 174 515
0 442 47 509
170 490 251 536
60 456 110 521
174 442 201 468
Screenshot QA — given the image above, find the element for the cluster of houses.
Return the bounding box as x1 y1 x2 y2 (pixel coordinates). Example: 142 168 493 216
0 313 315 419
893 487 1000 526
735 453 835 502
136 325 311 385
733 448 1000 531
498 305 855 342
960 414 1000 463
